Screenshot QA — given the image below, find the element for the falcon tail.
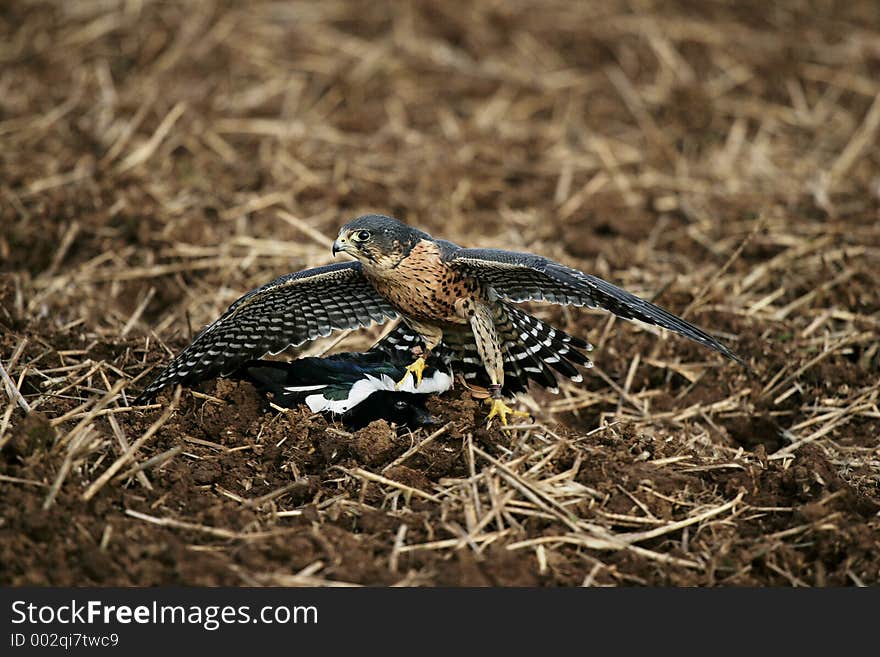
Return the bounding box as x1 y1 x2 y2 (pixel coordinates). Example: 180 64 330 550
441 304 594 395
504 304 593 381
373 308 594 395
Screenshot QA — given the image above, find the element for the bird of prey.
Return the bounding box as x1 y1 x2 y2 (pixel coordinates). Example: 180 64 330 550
136 214 744 424
237 350 451 429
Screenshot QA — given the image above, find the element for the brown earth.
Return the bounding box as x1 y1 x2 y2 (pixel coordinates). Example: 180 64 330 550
1 0 879 587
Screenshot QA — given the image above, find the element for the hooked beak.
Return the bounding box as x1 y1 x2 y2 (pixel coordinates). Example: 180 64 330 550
331 236 347 257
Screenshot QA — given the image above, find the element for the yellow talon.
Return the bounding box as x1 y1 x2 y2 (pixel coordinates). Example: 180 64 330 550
396 356 427 389
484 397 530 427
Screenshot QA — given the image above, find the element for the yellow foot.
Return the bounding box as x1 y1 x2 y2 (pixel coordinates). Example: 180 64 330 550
396 356 427 389
484 397 530 427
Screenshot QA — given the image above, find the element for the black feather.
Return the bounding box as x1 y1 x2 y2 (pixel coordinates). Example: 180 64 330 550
135 262 397 403
447 247 746 367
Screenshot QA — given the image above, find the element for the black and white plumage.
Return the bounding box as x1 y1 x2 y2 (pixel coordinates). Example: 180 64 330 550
137 215 745 421
236 351 453 429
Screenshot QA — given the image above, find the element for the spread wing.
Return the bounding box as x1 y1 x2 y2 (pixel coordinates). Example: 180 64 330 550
446 248 746 366
135 261 398 402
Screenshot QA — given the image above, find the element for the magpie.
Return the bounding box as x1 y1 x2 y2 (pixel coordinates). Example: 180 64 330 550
236 350 453 429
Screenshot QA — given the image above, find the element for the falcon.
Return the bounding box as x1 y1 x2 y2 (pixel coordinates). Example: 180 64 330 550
135 214 745 424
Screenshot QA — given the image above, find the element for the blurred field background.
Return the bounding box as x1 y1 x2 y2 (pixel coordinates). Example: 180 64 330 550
1 0 878 586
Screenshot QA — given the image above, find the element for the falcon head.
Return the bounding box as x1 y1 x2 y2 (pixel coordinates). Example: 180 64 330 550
332 214 430 269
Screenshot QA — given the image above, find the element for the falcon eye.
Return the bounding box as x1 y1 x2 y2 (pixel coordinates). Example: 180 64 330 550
353 230 372 242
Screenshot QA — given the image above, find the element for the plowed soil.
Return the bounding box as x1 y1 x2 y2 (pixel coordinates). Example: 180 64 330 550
1 0 878 586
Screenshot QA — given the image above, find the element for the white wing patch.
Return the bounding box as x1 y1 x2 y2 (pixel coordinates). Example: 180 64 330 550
304 370 454 414
283 384 327 393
